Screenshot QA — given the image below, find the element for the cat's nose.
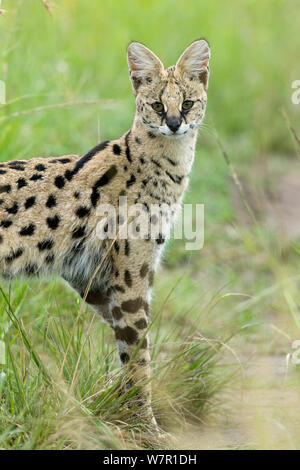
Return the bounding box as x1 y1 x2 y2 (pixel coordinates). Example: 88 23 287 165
166 115 182 133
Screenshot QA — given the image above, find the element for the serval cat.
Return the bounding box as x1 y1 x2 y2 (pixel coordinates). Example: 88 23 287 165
0 39 210 427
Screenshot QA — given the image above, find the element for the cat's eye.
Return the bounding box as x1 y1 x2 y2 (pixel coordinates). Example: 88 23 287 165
182 100 194 111
151 102 164 113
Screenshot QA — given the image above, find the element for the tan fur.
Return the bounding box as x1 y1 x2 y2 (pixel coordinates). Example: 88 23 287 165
0 39 210 427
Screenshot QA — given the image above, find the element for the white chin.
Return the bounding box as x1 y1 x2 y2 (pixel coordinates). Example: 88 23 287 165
161 131 188 139
165 133 184 139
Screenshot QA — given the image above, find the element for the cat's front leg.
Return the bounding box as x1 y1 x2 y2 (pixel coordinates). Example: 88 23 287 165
111 242 157 427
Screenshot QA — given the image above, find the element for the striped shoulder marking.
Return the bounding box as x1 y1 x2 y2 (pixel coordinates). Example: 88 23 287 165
65 140 110 181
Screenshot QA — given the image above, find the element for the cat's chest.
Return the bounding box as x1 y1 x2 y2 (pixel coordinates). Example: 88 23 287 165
142 147 194 205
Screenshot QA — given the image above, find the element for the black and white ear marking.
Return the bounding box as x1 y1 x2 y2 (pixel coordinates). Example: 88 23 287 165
175 39 211 89
127 42 164 94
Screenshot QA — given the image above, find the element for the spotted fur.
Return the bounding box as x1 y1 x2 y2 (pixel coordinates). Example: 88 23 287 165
0 40 210 427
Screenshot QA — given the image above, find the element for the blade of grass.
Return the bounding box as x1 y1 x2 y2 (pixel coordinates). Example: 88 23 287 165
0 99 119 123
0 287 52 384
281 108 300 158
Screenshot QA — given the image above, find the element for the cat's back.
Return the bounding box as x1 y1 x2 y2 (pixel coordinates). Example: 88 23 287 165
0 153 91 279
0 135 133 280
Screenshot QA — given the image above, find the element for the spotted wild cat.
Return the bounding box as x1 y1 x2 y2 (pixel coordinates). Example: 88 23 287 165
0 39 210 427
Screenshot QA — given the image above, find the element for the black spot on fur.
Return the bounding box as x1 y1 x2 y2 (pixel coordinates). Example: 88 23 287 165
5 247 24 263
90 190 100 207
117 215 124 226
151 158 161 168
46 195 56 208
135 318 147 329
163 155 177 166
124 270 132 288
6 203 18 215
72 226 86 239
140 263 149 278
0 184 11 194
54 176 65 189
8 164 25 171
120 352 130 364
125 240 130 256
156 234 165 244
142 202 149 212
45 253 55 264
50 158 71 164
30 174 43 181
85 290 110 306
113 144 121 155
126 174 136 188
25 196 36 210
19 223 35 236
114 285 125 293
37 239 54 251
17 178 27 189
76 206 90 218
1 220 12 228
64 170 73 181
47 215 60 230
121 297 144 314
90 165 117 207
25 263 38 276
125 131 132 163
148 132 156 139
166 171 184 184
96 166 117 187
8 160 26 165
112 306 123 320
115 326 138 345
35 164 46 171
136 359 147 366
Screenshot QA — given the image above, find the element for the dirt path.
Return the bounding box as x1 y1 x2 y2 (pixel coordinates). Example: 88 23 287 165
177 355 300 449
184 160 300 449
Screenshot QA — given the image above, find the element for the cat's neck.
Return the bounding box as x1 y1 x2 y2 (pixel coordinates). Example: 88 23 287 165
130 117 198 174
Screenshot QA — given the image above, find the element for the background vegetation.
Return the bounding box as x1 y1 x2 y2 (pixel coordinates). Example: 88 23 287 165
1 0 300 449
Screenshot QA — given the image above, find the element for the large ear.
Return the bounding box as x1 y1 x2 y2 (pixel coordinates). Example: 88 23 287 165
127 42 164 94
175 39 210 89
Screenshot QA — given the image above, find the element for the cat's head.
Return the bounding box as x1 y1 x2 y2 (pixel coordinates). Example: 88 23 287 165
127 39 210 138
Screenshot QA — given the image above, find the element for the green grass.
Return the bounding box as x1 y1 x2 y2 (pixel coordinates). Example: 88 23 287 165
0 279 233 449
1 0 300 449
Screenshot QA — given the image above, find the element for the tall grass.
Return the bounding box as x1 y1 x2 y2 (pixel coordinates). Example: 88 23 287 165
0 279 234 449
